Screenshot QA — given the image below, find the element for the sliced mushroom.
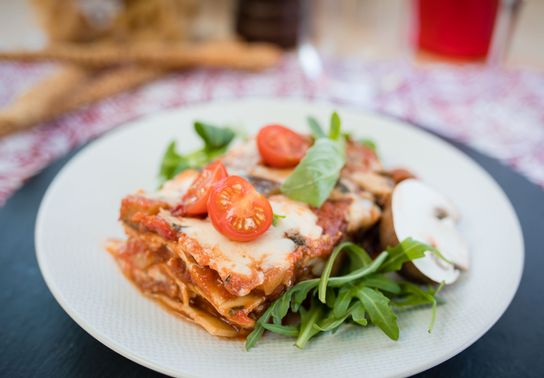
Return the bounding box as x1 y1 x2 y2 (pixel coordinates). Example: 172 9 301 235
380 179 469 284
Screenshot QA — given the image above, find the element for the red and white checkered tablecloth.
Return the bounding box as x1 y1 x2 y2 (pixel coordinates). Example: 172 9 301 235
1 55 543 205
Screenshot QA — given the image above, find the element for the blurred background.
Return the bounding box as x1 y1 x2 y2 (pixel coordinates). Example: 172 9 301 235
0 0 543 204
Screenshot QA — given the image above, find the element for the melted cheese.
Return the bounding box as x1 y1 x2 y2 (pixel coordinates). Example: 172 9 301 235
345 194 381 232
222 138 293 183
144 170 198 205
159 195 323 296
221 138 261 176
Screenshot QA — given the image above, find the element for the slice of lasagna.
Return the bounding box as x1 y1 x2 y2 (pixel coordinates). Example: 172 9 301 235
108 136 393 337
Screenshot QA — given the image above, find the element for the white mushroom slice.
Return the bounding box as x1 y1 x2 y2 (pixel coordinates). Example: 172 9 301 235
380 179 469 284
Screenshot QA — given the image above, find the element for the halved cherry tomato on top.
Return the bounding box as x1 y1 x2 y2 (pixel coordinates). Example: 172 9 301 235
257 124 311 168
207 176 273 242
176 161 228 216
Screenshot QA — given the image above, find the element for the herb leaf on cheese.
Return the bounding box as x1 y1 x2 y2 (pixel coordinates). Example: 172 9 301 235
281 112 346 208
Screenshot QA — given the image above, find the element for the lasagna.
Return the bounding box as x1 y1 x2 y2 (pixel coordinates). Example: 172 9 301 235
108 133 393 337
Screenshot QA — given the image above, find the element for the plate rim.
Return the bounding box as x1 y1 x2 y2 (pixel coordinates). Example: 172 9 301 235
35 97 525 378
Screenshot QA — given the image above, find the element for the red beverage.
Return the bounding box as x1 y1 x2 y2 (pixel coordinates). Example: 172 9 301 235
416 0 499 59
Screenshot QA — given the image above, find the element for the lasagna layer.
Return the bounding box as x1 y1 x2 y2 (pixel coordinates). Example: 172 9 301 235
110 139 387 337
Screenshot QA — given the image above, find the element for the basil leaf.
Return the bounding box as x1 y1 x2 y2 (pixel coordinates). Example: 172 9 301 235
194 121 235 150
281 112 347 207
158 122 235 182
158 144 223 182
354 287 399 340
307 116 326 139
159 141 185 181
329 112 341 140
281 137 345 207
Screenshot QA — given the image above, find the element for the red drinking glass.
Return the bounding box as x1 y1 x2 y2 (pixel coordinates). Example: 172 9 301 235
416 0 500 59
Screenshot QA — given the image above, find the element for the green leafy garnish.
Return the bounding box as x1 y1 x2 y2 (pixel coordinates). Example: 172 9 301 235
158 122 235 183
194 121 236 150
353 286 399 340
307 116 325 139
379 237 452 273
359 138 377 153
281 112 346 207
245 238 445 351
328 112 342 140
272 213 286 227
295 298 325 348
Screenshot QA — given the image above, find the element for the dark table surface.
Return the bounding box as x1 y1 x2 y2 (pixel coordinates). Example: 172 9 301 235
1 137 543 378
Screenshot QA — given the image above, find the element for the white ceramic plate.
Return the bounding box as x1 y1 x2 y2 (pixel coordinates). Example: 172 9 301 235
36 99 524 378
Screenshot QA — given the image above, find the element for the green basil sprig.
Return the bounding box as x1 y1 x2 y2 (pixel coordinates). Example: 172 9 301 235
245 238 446 351
158 122 235 183
280 112 346 208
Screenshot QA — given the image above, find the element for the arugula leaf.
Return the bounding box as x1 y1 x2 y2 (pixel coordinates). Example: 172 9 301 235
158 122 235 182
428 281 444 333
326 251 388 288
246 239 446 351
291 280 319 312
245 325 265 351
307 116 326 139
332 286 354 318
358 275 401 294
295 299 325 349
272 213 286 227
378 238 451 273
325 287 337 309
354 287 399 340
350 302 368 326
271 293 291 325
281 112 346 208
314 309 350 332
245 279 320 350
318 242 373 303
396 281 445 333
261 323 299 337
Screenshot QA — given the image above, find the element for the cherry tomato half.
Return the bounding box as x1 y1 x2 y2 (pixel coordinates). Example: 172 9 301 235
207 176 273 242
257 124 310 168
177 161 228 216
